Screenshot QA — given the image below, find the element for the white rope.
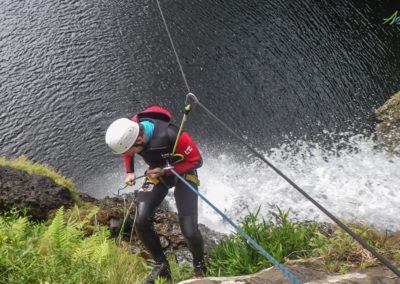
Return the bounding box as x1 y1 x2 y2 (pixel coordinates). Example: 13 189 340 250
155 0 192 94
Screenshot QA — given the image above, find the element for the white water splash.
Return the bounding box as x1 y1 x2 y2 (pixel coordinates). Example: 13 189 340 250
85 133 400 234
194 134 400 234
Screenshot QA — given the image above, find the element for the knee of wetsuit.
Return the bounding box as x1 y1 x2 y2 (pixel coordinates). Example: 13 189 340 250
179 215 201 240
135 212 153 232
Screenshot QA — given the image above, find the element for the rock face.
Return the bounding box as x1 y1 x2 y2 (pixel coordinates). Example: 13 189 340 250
79 192 226 263
0 164 223 262
178 263 400 284
0 166 73 219
375 91 400 155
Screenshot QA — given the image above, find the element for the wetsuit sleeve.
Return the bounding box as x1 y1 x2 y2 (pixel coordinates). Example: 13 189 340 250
123 115 138 173
166 132 202 175
124 155 135 173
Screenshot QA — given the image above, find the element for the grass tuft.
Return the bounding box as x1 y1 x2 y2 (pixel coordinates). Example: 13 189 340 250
315 223 400 273
206 207 400 276
206 207 325 276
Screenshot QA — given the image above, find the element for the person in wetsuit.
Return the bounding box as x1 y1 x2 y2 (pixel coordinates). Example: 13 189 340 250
105 106 206 283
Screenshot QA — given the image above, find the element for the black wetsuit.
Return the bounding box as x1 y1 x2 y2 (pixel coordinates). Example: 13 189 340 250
133 116 204 267
135 174 204 265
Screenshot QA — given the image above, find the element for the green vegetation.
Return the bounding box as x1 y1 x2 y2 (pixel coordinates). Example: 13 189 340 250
0 156 78 202
0 205 399 283
314 223 400 273
206 207 400 277
0 207 149 284
206 207 326 276
0 156 197 283
152 256 194 284
1 157 399 281
0 205 200 284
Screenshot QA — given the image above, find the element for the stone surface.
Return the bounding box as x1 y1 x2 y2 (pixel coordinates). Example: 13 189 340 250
79 192 225 261
0 166 73 219
178 264 400 284
375 91 400 155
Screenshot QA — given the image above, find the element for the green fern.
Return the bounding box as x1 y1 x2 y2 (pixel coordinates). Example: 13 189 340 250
43 207 67 251
92 240 110 264
0 207 150 283
68 204 99 229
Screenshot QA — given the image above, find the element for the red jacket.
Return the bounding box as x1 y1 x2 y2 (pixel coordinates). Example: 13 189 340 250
123 106 202 175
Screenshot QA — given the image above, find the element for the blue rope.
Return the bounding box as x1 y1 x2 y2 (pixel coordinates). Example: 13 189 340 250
170 168 302 284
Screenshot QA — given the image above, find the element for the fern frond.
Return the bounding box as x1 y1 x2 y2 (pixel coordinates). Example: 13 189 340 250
43 207 65 249
91 240 109 264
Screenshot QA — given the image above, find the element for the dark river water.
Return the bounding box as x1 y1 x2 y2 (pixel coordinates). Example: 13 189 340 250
1 0 399 196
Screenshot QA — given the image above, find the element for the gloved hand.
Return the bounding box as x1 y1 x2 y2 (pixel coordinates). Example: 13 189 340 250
125 173 136 186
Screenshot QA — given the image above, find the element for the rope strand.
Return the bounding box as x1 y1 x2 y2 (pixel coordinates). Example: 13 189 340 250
155 0 191 94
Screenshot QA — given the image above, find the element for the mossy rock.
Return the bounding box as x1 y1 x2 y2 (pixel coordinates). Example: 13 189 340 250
375 91 400 155
0 165 74 220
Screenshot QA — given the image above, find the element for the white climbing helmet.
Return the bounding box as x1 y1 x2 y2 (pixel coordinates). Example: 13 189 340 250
105 118 139 154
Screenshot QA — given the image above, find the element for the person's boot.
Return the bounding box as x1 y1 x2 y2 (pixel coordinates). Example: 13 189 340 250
193 260 206 278
145 261 171 284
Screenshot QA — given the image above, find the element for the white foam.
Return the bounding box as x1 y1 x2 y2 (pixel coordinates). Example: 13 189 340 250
87 132 400 234
196 134 400 233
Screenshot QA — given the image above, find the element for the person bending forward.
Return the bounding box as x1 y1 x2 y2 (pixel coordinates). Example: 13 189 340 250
105 106 206 283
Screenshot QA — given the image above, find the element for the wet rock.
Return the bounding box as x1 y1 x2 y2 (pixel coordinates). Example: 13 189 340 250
375 91 400 155
178 262 400 284
160 235 170 249
81 192 225 259
199 224 226 253
0 166 73 220
109 217 124 235
175 249 193 265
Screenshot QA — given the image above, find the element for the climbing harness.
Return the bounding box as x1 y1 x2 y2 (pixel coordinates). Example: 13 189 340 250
154 0 400 279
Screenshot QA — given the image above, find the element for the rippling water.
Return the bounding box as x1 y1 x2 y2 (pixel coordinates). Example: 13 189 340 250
1 1 399 229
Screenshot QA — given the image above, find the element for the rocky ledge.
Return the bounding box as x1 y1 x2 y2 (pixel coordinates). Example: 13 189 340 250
0 165 224 262
77 191 225 260
179 259 400 284
0 165 73 219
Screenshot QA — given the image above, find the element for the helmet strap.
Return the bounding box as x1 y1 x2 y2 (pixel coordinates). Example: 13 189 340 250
132 142 144 147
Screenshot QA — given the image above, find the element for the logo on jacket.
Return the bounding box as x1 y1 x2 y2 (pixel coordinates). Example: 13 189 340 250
184 145 193 155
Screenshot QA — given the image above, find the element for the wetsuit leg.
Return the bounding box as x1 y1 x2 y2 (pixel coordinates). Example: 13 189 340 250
174 178 205 267
135 179 169 263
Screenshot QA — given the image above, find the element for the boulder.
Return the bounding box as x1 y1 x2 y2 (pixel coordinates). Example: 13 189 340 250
178 262 400 284
0 166 73 219
375 91 400 155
